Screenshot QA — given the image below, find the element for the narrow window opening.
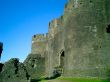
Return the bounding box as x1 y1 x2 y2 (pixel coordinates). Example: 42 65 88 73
100 46 101 48
33 35 36 38
32 65 34 68
90 0 92 3
8 75 10 78
61 51 64 57
80 2 82 4
106 25 110 33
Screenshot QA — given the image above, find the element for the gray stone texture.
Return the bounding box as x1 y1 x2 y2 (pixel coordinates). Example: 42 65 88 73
63 0 110 79
45 0 110 79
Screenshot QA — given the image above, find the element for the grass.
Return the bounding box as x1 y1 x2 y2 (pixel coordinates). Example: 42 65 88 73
38 77 110 82
58 77 110 82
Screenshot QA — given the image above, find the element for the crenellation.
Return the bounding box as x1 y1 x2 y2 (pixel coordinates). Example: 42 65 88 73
32 34 47 43
48 17 64 39
64 1 74 13
31 34 47 56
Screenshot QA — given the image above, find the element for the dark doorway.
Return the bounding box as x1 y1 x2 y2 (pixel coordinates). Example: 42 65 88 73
106 25 110 33
60 51 65 69
51 50 65 78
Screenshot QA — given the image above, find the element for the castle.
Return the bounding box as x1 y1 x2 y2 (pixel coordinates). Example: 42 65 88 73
28 0 110 79
0 0 110 82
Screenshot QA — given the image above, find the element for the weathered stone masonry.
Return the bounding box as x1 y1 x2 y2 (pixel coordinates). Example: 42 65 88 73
31 0 110 79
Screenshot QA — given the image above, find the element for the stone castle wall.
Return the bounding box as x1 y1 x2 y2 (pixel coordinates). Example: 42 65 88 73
31 34 47 57
30 0 110 79
46 17 65 77
63 0 110 78
24 34 47 79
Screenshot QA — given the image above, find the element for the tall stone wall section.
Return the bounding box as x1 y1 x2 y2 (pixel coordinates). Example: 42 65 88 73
30 0 110 79
45 17 65 77
31 34 47 57
63 0 110 79
24 34 47 79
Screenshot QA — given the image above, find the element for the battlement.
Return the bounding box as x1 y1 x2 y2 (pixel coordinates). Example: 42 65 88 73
64 0 74 13
49 16 64 28
48 17 64 39
31 34 47 55
32 34 47 43
64 0 95 13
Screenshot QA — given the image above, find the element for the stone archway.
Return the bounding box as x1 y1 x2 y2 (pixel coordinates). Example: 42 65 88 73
52 50 65 77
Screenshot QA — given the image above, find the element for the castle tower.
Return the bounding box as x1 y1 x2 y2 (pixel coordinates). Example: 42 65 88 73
48 17 64 39
63 0 110 78
31 34 47 57
46 17 64 77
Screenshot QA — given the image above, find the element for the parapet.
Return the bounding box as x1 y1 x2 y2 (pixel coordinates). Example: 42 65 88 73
32 34 47 43
64 0 74 13
49 16 63 29
48 17 64 39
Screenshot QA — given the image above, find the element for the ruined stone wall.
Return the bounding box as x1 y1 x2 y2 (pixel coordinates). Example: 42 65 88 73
31 34 47 57
24 34 47 79
24 0 110 79
63 0 110 79
45 17 65 77
30 0 110 79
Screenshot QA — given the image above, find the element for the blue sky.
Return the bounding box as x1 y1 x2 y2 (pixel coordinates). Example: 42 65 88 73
0 0 67 62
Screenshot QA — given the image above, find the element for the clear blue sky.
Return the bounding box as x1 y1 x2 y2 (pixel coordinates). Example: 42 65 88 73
0 0 67 62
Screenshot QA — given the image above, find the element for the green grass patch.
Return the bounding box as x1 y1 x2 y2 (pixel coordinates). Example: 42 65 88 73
38 77 110 82
57 77 110 82
39 80 48 82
